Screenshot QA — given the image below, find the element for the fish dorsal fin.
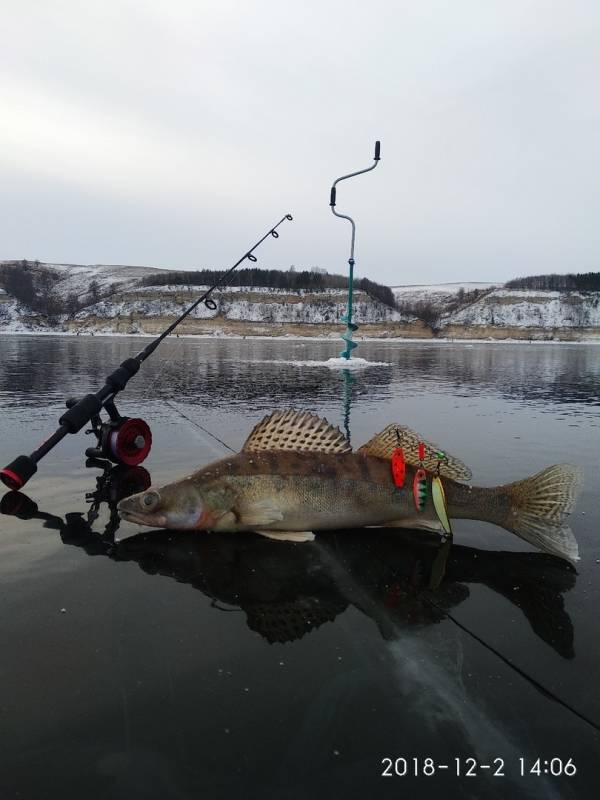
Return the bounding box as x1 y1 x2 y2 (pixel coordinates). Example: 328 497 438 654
357 424 472 482
243 410 351 454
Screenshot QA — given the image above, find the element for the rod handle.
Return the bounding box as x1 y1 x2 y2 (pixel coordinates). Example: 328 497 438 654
330 186 336 206
59 393 103 434
1 455 38 490
374 140 381 161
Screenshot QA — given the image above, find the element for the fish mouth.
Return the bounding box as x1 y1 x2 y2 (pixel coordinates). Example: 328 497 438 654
119 507 168 528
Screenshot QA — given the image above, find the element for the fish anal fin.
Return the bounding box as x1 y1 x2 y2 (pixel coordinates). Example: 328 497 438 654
358 424 472 482
242 410 351 454
375 517 445 533
254 530 315 542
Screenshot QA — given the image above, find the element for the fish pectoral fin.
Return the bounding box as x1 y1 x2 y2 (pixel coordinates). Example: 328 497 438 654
378 517 445 533
211 511 238 531
254 530 315 543
236 499 284 527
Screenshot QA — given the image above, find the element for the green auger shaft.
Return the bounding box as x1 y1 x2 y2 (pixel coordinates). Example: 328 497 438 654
340 257 358 359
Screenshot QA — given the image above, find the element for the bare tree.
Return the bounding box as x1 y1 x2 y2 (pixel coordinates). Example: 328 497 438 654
88 279 100 304
66 293 80 317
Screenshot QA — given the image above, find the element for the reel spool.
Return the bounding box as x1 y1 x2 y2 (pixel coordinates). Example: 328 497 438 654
72 397 152 466
100 417 152 466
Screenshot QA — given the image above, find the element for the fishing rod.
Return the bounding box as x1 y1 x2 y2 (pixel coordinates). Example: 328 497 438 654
0 213 293 491
330 140 381 359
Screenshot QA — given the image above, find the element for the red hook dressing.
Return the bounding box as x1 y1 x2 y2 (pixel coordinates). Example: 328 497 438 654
391 448 406 488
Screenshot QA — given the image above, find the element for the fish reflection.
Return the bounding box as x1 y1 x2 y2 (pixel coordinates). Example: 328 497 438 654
114 529 576 659
1 480 576 659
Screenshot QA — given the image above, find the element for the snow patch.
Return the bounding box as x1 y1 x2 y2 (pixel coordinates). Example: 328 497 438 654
323 356 391 369
393 282 499 294
242 357 391 369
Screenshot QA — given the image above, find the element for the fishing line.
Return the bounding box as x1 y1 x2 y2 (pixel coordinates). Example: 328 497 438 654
316 537 600 735
164 400 235 454
427 599 600 734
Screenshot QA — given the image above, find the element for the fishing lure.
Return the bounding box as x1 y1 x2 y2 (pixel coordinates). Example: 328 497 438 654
412 442 428 511
391 448 406 488
413 468 428 511
432 451 452 536
390 429 406 488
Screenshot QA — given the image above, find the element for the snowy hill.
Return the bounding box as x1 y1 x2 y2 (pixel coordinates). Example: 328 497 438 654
393 282 500 306
1 261 599 340
14 262 169 300
443 288 600 330
0 260 410 337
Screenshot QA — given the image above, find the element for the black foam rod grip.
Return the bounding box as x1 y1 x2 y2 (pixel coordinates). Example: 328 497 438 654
374 141 381 160
59 393 103 433
330 187 336 206
0 455 38 490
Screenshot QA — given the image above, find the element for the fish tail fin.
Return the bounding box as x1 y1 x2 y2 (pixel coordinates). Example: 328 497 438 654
502 464 583 563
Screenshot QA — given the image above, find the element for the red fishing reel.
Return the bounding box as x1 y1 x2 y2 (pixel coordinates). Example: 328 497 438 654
74 397 152 466
103 417 152 466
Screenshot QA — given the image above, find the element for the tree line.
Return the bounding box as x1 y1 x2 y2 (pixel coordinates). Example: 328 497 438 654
141 267 397 308
506 272 600 291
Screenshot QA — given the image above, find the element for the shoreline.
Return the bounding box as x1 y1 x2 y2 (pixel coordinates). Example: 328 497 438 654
1 329 600 345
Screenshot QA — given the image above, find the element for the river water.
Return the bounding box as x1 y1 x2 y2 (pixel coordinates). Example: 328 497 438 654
0 334 599 799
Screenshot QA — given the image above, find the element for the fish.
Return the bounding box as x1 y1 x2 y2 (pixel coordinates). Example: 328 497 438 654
118 410 583 562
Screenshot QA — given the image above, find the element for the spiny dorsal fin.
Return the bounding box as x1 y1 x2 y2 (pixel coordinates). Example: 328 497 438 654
357 424 472 482
242 410 352 454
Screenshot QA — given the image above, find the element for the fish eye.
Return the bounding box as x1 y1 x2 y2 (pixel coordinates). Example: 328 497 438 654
142 490 160 510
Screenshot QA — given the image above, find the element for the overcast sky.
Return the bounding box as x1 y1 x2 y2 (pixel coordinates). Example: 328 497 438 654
1 1 599 284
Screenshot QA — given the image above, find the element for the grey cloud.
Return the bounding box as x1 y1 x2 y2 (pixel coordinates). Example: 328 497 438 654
1 0 599 283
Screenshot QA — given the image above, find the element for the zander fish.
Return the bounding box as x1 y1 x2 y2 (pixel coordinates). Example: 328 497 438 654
118 410 583 562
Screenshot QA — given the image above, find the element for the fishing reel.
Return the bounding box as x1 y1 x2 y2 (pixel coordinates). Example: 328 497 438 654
67 396 153 466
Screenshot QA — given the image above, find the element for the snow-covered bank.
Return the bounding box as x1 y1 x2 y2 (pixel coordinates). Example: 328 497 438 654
1 329 600 348
2 260 600 341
